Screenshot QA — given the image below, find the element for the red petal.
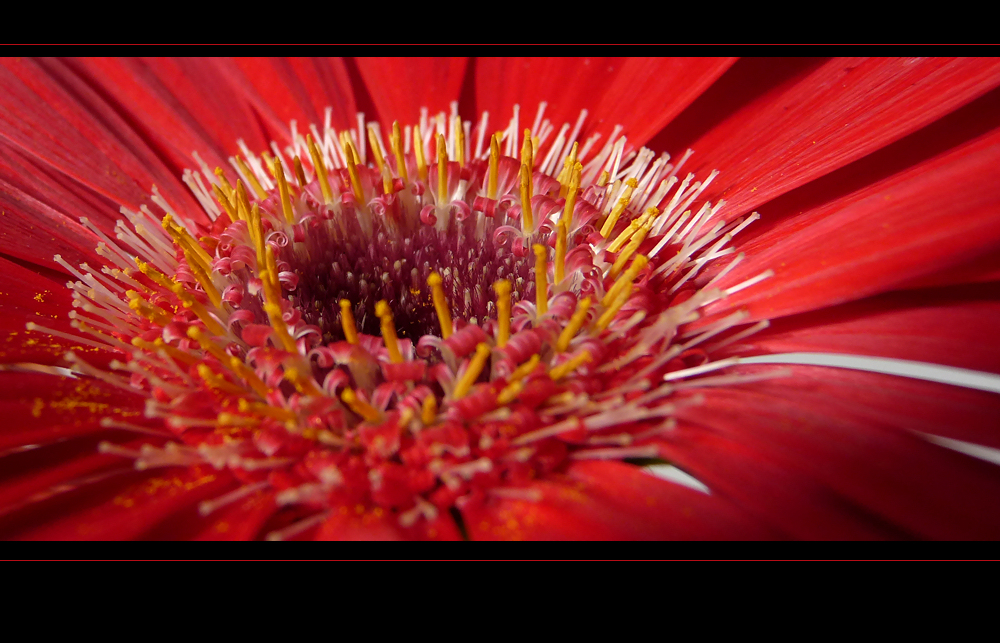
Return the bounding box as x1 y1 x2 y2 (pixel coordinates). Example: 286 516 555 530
355 57 468 125
686 57 1000 218
190 490 279 541
314 505 404 541
704 125 1000 321
474 57 736 148
673 383 1000 539
462 462 772 540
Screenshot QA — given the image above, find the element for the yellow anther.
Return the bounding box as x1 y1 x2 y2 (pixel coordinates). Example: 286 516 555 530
509 354 541 382
162 214 213 274
549 350 592 381
283 366 325 397
452 343 491 399
228 356 271 398
595 285 634 332
558 143 579 199
603 255 649 307
427 272 453 340
596 170 610 187
496 379 524 405
533 243 549 316
127 294 172 326
413 124 428 183
186 325 230 362
292 156 308 189
261 151 275 177
234 155 267 200
554 219 568 284
273 157 296 225
133 258 175 291
214 168 234 199
609 208 657 279
239 398 297 421
339 299 359 345
391 121 408 183
173 284 227 337
487 133 500 200
600 178 639 239
375 300 404 364
561 161 582 229
520 163 534 233
307 133 334 204
341 388 383 423
212 184 237 222
521 128 533 170
183 249 223 309
216 412 261 427
367 125 386 173
607 207 654 255
249 203 267 270
197 364 247 395
454 115 465 168
436 133 449 204
421 394 438 425
556 296 593 353
493 279 511 348
263 301 298 353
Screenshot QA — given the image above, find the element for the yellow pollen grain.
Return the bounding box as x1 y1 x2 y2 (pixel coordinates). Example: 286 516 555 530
556 296 592 353
603 254 649 307
391 121 408 183
554 219 568 284
172 285 227 337
421 394 438 426
520 163 534 233
127 292 172 326
292 156 308 189
436 133 449 204
600 178 639 239
307 133 334 204
197 364 247 396
234 155 267 200
452 343 491 399
427 272 453 340
134 259 174 291
493 279 511 348
549 350 592 381
339 299 359 345
273 157 296 225
375 300 404 364
533 243 549 316
341 388 382 423
413 125 428 183
487 133 500 200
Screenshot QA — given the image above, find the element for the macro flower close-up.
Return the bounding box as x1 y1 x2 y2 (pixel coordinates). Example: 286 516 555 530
2 55 1000 541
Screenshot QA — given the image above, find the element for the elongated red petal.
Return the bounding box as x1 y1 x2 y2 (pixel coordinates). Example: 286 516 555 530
704 125 1000 321
687 57 1000 218
355 57 468 125
474 57 736 148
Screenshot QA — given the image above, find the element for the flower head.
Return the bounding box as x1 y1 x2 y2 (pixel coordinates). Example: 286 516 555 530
3 57 1000 541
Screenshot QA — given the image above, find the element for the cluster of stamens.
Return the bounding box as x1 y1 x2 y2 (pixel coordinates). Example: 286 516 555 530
31 102 774 540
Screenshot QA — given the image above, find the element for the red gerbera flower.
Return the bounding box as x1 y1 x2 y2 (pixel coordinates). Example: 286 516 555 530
2 56 1000 541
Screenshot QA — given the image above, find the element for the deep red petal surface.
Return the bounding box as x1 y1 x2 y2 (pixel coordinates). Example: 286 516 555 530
355 57 468 125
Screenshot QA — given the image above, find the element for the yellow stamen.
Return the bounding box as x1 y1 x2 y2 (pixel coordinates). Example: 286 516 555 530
454 115 465 168
509 354 541 382
235 155 267 200
595 285 634 331
367 125 385 173
184 249 223 309
228 356 271 398
261 151 275 177
249 203 267 270
427 272 453 340
273 157 295 225
339 299 359 345
599 178 639 239
554 219 568 284
421 394 438 425
127 292 172 326
521 128 533 171
135 337 198 366
217 412 262 427
212 184 236 222
602 255 649 307
520 163 534 233
133 259 175 292
283 366 325 397
197 364 248 396
214 168 234 199
391 121 408 183
341 388 382 423
549 350 592 381
173 284 227 337
596 170 610 187
452 343 491 399
558 143 579 198
556 296 593 353
238 398 296 422
533 243 549 316
487 133 500 200
607 208 653 254
162 214 213 273
609 209 657 279
413 125 428 183
307 133 334 204
436 133 449 204
186 326 232 363
338 133 363 204
496 380 524 405
292 156 308 189
262 300 298 354
493 279 511 348
561 161 582 229
375 300 404 363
